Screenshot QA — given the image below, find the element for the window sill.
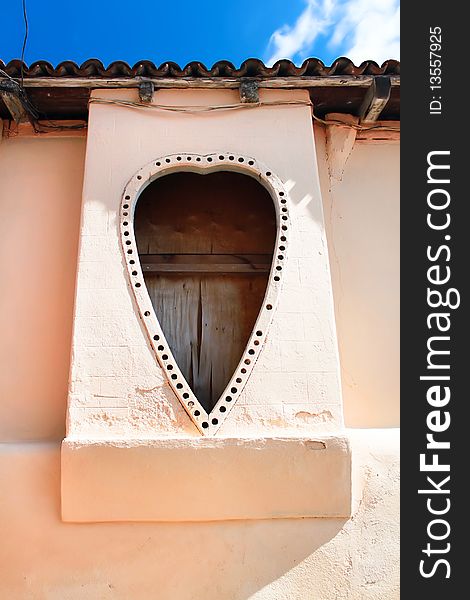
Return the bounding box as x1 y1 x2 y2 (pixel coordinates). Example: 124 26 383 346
61 435 351 522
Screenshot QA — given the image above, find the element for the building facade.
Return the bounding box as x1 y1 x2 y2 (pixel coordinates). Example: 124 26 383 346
0 58 399 599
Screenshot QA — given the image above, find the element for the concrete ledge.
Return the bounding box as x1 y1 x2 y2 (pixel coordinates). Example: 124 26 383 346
61 436 352 522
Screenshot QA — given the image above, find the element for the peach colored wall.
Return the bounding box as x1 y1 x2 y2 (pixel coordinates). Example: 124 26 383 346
0 430 399 600
0 124 399 439
0 121 399 598
0 135 85 441
315 127 400 428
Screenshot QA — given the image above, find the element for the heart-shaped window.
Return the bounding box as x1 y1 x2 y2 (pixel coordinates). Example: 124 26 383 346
121 154 290 435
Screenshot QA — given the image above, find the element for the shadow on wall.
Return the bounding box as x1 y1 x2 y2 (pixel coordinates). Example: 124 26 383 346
1 443 347 599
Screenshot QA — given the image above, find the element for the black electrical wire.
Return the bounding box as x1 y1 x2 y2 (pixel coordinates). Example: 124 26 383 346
3 0 85 132
20 0 28 87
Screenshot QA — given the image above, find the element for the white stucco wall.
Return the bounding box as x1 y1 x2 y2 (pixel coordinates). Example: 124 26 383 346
0 118 399 598
68 88 343 440
316 126 400 428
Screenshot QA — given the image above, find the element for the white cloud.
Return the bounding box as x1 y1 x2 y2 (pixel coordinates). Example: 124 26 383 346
266 0 399 66
266 0 335 65
334 0 400 64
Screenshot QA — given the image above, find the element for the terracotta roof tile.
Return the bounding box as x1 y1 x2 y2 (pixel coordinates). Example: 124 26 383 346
1 57 400 79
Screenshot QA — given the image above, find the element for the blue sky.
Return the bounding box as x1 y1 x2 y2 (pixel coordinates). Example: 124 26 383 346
1 0 399 67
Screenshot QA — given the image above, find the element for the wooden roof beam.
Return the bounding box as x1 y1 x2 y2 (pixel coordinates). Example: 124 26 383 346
5 75 400 90
358 76 391 123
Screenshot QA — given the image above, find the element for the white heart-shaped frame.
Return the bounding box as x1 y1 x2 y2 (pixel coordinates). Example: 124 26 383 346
120 153 290 435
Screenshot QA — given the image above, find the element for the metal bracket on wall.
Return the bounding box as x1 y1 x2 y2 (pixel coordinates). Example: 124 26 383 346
239 79 259 103
0 79 29 123
139 81 155 103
